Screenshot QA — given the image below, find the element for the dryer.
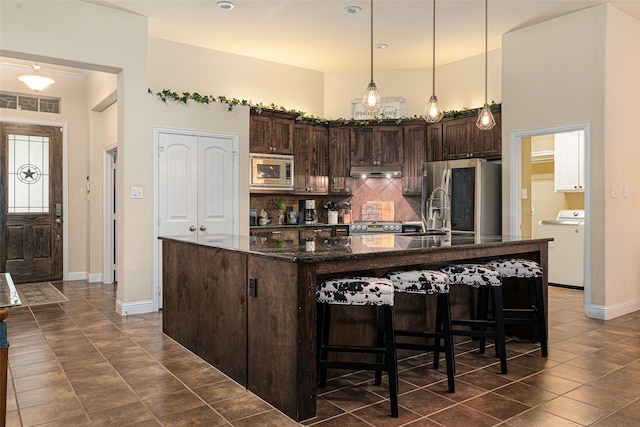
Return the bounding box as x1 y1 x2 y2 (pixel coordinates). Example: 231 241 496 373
538 210 584 288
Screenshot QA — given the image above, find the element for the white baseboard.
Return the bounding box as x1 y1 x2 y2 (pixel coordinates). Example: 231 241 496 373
66 271 87 281
88 273 103 283
587 298 640 320
66 272 103 283
116 299 156 316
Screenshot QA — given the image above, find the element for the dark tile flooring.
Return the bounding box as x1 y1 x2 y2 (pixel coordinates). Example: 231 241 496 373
5 282 640 426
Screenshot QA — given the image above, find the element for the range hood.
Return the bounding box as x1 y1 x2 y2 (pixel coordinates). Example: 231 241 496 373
350 165 403 178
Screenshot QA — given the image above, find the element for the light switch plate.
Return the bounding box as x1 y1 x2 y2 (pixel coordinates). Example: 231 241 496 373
130 186 144 199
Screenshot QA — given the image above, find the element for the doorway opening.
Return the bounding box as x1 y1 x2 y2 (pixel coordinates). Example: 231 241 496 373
509 123 591 315
104 147 117 284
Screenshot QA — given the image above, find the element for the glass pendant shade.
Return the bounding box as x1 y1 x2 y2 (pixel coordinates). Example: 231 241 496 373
423 95 443 123
18 64 55 92
476 103 496 130
362 81 382 114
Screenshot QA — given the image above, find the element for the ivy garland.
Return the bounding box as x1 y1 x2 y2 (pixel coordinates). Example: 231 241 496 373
149 88 499 126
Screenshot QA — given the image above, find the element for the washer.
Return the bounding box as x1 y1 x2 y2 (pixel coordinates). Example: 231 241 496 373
538 210 584 288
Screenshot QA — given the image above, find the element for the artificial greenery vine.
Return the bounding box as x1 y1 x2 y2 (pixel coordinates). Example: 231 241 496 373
149 88 499 126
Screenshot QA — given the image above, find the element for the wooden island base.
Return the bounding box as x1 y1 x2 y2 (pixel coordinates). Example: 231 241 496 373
161 234 549 421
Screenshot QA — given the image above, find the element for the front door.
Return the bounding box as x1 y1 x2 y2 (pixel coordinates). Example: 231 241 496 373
0 123 63 283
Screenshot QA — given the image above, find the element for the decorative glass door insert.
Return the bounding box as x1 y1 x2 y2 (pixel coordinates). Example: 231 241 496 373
7 134 49 213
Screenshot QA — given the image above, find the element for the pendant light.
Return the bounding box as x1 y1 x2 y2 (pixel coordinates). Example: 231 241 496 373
362 0 381 115
18 63 55 92
423 0 443 123
476 0 496 130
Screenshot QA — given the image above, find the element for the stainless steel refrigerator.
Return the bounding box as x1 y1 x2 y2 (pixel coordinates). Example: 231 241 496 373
422 159 501 235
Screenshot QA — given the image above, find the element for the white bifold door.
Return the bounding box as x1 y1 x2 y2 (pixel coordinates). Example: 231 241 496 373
157 129 239 308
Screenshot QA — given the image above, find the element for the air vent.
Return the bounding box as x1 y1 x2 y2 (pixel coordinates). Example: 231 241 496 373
0 91 61 114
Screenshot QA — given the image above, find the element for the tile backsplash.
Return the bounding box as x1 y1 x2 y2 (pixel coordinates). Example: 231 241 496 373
249 178 421 225
349 177 421 222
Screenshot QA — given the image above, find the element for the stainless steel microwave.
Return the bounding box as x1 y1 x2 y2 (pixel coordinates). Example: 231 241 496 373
250 153 294 190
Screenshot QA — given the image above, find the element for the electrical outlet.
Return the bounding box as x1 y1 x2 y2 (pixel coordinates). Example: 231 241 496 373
610 186 620 199
249 277 257 298
130 186 144 199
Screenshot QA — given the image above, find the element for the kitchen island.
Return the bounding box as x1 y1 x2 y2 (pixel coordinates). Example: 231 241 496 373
160 233 550 421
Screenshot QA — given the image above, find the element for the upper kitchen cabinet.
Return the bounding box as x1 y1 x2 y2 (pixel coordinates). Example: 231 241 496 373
402 121 427 195
426 122 443 162
554 130 585 192
351 126 403 166
293 123 329 194
328 125 352 195
250 110 295 154
442 110 501 161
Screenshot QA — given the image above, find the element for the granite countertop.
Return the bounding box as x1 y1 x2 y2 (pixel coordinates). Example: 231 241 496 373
160 233 550 264
249 223 345 229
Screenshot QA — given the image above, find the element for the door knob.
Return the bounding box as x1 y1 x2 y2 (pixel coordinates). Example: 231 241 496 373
190 226 196 232
55 218 62 224
200 225 207 231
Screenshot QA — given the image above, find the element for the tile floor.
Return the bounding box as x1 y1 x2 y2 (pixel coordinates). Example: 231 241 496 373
4 281 640 426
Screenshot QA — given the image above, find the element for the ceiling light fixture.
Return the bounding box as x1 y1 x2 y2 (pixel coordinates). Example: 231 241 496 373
423 0 443 123
476 0 496 130
216 1 234 10
18 63 55 92
362 0 381 115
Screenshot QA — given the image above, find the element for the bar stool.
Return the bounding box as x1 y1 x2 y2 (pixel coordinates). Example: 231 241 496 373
383 269 455 393
316 276 399 417
485 258 547 357
440 264 507 374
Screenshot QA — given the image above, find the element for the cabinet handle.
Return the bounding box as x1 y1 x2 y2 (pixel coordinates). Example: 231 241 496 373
271 231 281 234
200 225 207 231
189 226 196 232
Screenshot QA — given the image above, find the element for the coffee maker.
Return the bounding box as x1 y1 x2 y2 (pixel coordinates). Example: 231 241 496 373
299 200 317 224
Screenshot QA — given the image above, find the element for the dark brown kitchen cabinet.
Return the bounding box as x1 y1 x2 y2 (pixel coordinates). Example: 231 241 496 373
471 111 501 159
294 123 328 194
328 125 352 195
250 110 294 154
426 122 443 162
402 122 427 195
350 126 403 166
442 111 501 160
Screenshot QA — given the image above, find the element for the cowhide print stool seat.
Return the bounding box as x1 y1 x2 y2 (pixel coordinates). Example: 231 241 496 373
383 270 456 393
316 276 399 417
485 258 548 357
439 264 507 374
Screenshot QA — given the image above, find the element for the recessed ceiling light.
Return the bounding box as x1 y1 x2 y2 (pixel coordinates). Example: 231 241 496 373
217 1 234 10
345 6 361 14
376 43 389 49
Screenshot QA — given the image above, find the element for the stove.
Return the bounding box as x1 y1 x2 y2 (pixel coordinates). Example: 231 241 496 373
349 221 403 234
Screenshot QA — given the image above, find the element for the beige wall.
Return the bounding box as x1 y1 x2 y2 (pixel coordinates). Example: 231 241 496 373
503 4 640 318
148 38 325 117
324 50 502 119
603 6 640 313
0 63 89 277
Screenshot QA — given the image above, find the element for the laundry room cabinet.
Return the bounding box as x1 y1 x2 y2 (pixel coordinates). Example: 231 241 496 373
554 131 585 192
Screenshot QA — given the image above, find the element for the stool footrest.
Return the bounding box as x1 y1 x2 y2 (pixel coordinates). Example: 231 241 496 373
319 361 388 372
396 329 444 339
321 345 386 355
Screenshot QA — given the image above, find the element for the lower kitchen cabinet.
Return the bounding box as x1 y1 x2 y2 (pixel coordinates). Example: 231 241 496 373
251 228 299 242
299 226 332 240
